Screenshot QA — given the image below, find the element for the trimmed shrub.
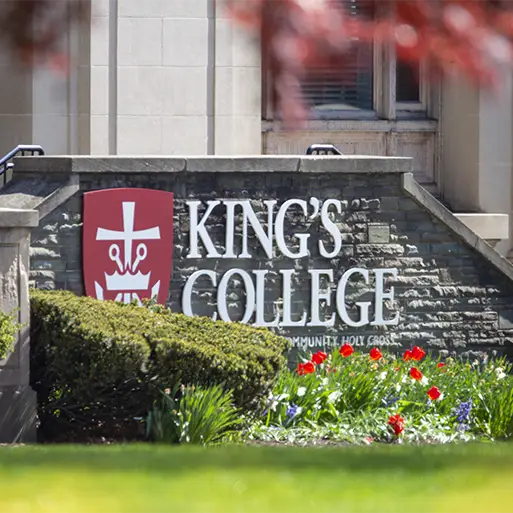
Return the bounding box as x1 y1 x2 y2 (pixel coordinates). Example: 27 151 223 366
29 290 288 440
0 309 21 360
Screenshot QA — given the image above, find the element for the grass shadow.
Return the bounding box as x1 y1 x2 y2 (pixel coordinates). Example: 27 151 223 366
1 442 512 476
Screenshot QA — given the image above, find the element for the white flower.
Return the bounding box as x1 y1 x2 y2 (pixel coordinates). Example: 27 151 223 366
395 383 402 392
321 377 329 387
297 387 307 397
327 391 342 404
420 376 429 386
378 371 387 381
496 368 507 380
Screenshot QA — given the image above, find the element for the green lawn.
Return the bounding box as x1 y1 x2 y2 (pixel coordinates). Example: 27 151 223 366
1 443 512 513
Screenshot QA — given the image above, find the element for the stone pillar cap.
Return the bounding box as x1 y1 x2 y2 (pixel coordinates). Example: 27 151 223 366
0 208 39 228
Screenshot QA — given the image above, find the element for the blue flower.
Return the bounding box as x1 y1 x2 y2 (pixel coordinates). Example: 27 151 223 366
453 399 472 430
286 403 300 419
383 395 400 407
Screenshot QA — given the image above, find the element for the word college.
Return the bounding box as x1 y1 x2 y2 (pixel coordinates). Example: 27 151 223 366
83 188 400 329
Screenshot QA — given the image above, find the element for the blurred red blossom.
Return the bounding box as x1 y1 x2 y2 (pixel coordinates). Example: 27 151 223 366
225 0 513 126
4 0 513 111
0 0 88 69
6 1 513 124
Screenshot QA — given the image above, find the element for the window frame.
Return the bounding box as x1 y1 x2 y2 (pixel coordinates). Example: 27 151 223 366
396 60 430 116
262 2 435 122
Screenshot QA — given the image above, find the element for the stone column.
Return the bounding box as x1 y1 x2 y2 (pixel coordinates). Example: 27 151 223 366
441 72 513 257
0 208 39 443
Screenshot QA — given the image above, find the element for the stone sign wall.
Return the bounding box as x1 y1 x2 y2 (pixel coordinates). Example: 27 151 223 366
8 156 513 363
0 208 38 443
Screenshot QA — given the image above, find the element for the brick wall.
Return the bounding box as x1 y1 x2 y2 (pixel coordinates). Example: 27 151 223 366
29 170 513 362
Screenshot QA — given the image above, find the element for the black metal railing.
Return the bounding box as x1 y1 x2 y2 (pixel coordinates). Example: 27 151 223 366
305 143 343 156
0 144 45 187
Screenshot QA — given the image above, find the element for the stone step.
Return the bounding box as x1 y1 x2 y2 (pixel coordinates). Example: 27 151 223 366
428 193 509 247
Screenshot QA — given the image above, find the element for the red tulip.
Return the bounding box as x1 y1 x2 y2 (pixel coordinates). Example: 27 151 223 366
303 361 315 374
296 363 305 376
411 346 426 361
369 348 383 361
437 362 445 368
311 351 327 365
427 386 441 400
388 414 405 436
339 343 354 358
403 350 413 361
409 367 423 381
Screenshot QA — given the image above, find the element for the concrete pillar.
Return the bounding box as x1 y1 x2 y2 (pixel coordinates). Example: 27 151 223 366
214 2 262 154
82 0 262 156
0 43 33 155
0 208 39 443
441 72 513 256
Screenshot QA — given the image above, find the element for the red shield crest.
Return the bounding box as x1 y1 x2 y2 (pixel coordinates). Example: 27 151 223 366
83 188 174 305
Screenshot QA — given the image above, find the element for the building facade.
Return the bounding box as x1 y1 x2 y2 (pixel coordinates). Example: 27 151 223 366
0 0 511 253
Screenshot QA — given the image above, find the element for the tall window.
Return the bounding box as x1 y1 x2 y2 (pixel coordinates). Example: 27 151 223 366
302 0 375 114
263 0 429 120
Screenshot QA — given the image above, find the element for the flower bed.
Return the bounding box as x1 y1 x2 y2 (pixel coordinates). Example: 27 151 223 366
242 345 513 445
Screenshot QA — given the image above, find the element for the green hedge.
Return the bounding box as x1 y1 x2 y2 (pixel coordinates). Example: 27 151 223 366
0 309 21 360
30 290 288 440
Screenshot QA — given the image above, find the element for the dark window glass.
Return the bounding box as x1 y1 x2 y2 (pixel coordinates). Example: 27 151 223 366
396 61 420 102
